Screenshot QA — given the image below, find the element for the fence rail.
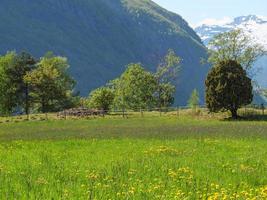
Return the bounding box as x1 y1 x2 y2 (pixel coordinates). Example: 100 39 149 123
0 105 266 124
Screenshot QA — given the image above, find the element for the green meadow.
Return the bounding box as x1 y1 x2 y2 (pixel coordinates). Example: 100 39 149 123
0 115 267 199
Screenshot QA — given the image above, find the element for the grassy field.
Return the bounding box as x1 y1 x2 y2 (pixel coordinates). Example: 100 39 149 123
0 115 267 199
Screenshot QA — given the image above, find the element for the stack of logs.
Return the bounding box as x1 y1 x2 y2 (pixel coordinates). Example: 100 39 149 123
58 108 105 118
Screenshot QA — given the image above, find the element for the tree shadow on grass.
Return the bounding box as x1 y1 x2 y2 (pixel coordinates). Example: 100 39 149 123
221 115 267 122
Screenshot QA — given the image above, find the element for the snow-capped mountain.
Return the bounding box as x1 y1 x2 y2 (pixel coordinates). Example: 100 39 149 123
195 15 267 88
195 15 267 48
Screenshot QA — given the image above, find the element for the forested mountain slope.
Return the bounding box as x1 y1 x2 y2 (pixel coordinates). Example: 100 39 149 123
0 0 209 105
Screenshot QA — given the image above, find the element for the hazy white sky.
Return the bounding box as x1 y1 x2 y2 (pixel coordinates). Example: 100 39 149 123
153 0 267 27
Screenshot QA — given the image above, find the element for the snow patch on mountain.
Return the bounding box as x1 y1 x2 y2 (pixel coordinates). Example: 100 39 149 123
195 15 267 49
195 15 267 88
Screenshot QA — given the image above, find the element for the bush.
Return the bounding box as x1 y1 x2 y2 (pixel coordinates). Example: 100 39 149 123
88 87 115 111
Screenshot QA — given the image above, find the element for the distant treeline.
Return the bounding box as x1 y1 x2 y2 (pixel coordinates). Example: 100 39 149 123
0 49 182 116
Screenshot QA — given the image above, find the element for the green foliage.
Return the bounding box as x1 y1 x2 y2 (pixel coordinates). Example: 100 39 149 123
112 63 157 110
87 87 115 111
158 83 175 108
0 51 35 115
156 49 181 83
0 51 76 115
59 91 82 110
205 60 253 118
9 52 37 115
0 52 18 115
156 49 181 108
0 50 179 115
24 54 75 113
208 29 266 71
92 50 180 110
188 89 200 109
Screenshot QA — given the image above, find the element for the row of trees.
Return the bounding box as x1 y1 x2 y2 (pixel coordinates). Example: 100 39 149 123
86 29 266 118
0 49 194 116
0 52 77 116
87 49 181 111
0 29 265 118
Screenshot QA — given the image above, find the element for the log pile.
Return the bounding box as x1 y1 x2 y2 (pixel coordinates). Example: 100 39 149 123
58 108 105 118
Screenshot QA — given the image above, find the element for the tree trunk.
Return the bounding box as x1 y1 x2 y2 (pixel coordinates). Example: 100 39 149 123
25 84 29 116
41 98 46 113
230 109 238 119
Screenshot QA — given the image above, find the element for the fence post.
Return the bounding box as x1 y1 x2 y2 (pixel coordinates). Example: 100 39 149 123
64 110 67 120
122 107 125 118
261 103 265 115
176 107 179 117
102 109 105 118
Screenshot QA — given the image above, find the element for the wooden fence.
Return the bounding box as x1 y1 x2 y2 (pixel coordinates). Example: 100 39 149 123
0 105 266 123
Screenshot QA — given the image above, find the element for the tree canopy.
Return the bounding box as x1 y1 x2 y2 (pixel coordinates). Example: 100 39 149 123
87 87 115 111
24 54 75 113
112 63 157 110
0 52 18 115
205 60 253 118
155 49 181 108
87 49 181 111
208 29 266 73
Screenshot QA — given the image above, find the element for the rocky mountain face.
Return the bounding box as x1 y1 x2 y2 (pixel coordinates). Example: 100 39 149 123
0 0 209 105
195 15 267 88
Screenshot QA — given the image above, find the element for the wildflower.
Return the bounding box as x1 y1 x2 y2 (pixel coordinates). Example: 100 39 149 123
87 172 99 180
36 177 48 185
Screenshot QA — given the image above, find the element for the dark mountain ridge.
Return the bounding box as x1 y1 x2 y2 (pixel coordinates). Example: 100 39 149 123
0 0 209 105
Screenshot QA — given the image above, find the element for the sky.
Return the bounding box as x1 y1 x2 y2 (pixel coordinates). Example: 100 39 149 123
153 0 267 27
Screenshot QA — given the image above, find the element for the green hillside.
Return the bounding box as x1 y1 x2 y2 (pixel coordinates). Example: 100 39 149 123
0 0 209 105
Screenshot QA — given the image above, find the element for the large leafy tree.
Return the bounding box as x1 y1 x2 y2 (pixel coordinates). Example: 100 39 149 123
7 52 36 115
205 60 253 118
24 54 75 113
155 49 181 108
208 29 266 73
0 51 36 116
88 87 115 111
112 63 157 110
0 52 17 115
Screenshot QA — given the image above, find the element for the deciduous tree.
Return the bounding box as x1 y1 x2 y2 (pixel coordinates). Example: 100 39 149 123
8 52 36 115
0 52 17 115
155 49 181 108
24 54 75 113
208 29 266 72
112 63 157 110
88 87 115 111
